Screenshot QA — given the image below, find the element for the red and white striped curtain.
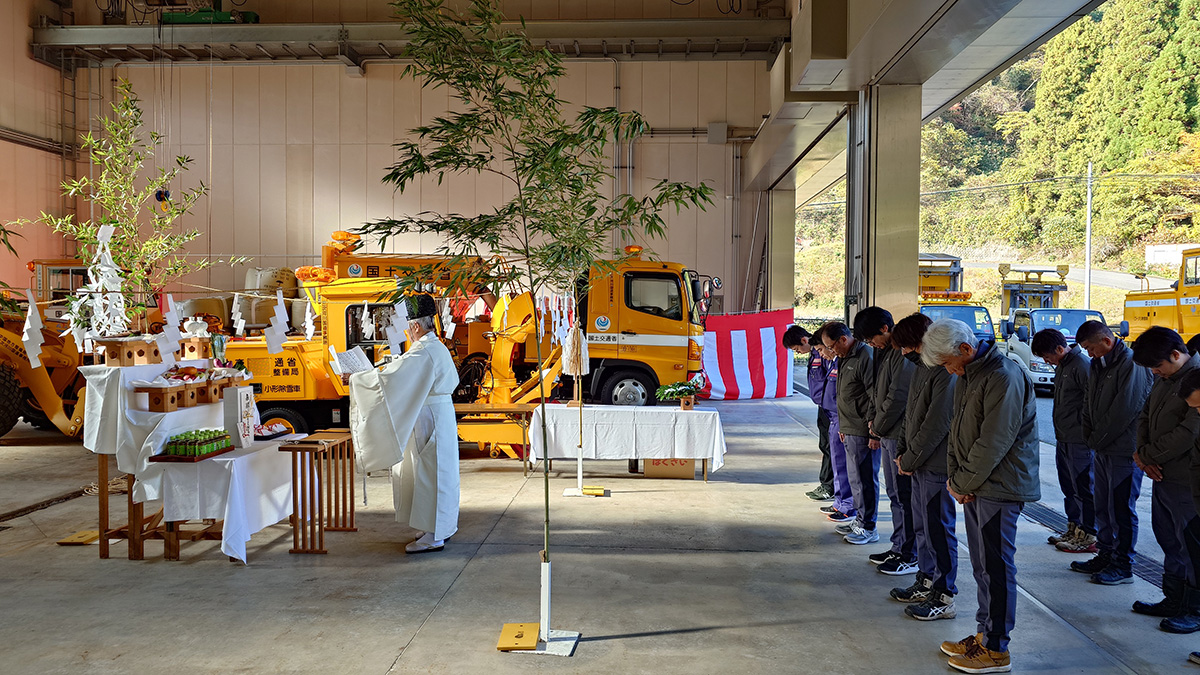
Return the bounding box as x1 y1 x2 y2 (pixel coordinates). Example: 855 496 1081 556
699 309 794 400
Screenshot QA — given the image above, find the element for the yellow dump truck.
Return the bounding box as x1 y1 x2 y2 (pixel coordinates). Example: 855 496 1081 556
917 253 996 342
1124 247 1198 341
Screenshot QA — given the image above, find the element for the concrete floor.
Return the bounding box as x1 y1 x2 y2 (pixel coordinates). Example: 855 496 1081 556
0 397 1195 674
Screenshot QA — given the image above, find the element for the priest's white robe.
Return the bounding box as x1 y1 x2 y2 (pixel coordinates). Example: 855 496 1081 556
349 332 460 540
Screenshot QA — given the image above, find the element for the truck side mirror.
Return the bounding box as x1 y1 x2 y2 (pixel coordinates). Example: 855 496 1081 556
1119 320 1130 338
1000 320 1013 338
702 280 712 299
1016 325 1029 342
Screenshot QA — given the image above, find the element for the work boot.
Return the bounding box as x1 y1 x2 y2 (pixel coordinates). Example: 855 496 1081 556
947 641 1011 673
1161 584 1200 634
1134 575 1185 617
891 571 932 603
1057 530 1098 554
1049 522 1078 546
940 633 983 657
1070 552 1110 575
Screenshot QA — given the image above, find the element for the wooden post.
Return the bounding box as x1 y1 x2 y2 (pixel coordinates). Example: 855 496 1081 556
98 454 109 559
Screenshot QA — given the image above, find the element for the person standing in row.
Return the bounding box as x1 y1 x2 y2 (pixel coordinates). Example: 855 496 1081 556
1173 370 1200 646
1031 328 1097 556
811 327 858 523
890 313 959 621
822 321 879 545
854 307 917 574
1074 321 1152 586
788 325 835 502
1131 327 1200 631
923 318 1039 674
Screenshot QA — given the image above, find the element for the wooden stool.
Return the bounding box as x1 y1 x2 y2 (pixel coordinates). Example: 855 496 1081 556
280 430 356 554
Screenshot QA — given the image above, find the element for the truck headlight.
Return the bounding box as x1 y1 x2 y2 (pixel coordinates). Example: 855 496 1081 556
1030 360 1055 373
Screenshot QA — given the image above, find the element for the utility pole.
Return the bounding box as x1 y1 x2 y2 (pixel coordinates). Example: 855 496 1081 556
1085 161 1093 310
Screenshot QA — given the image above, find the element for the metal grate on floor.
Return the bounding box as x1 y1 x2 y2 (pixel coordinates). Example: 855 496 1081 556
1022 501 1163 590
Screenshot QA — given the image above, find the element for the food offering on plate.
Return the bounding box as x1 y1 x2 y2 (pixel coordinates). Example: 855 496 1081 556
254 423 292 441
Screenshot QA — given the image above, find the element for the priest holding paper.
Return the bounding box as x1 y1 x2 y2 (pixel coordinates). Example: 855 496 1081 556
348 294 461 553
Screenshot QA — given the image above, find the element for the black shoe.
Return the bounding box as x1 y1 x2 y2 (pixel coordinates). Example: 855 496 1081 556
1070 554 1110 575
869 550 900 566
819 505 839 515
877 557 919 576
806 485 835 501
1091 566 1134 585
1134 575 1185 617
890 572 932 602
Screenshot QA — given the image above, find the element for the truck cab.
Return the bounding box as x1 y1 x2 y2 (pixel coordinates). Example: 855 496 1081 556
1125 247 1200 342
1000 308 1105 390
918 292 996 342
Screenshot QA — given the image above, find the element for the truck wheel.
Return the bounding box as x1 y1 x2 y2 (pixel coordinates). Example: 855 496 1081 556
0 365 22 438
600 370 656 407
260 407 309 435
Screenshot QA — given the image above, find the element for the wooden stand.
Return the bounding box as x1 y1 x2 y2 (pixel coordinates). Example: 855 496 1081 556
280 429 357 555
163 520 223 561
96 454 165 560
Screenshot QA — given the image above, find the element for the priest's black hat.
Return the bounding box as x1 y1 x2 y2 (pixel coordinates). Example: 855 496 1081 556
409 293 438 320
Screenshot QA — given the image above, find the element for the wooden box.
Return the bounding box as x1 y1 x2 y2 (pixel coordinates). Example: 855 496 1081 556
177 337 212 360
644 458 696 479
180 381 203 408
97 338 162 367
136 385 183 413
196 379 222 404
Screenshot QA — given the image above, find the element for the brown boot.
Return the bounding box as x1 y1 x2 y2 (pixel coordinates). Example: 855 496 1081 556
947 640 1011 673
940 633 982 657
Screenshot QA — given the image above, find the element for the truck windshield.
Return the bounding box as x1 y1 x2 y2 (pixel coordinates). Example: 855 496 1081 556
920 305 996 339
1031 310 1104 341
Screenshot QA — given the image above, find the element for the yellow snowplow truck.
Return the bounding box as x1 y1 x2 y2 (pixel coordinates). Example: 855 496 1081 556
1124 247 1196 341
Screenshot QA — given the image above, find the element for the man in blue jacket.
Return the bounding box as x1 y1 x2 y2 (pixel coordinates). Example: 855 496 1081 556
811 328 856 522
787 325 834 502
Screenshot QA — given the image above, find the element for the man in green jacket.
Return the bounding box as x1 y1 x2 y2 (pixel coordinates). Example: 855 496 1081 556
822 321 879 546
854 306 917 574
1132 327 1200 633
922 318 1040 675
1032 328 1097 555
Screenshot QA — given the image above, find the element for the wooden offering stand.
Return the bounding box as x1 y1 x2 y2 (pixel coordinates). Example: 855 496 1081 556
279 429 357 555
96 337 163 367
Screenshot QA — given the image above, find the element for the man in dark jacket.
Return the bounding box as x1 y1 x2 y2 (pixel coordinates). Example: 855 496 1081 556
922 318 1039 674
1173 370 1200 645
822 321 879 546
1075 321 1153 588
1132 327 1200 633
1032 328 1097 555
890 313 959 621
791 325 834 502
855 306 917 574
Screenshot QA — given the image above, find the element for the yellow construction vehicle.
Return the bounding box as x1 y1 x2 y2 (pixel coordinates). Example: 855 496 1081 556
1124 247 1198 341
917 254 996 342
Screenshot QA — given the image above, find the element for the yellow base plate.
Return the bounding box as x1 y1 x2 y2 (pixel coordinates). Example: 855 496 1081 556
581 486 605 496
57 530 100 546
497 623 539 651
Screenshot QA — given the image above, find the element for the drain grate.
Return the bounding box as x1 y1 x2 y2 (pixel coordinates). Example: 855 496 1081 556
1023 501 1163 589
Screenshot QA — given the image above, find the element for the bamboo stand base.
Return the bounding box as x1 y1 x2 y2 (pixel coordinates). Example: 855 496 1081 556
96 455 166 560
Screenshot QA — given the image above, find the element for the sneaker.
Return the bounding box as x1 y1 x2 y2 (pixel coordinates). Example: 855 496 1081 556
941 633 983 658
877 557 919 576
1070 554 1111 575
834 520 859 535
891 572 932 603
1188 651 1200 665
819 505 839 514
806 485 835 501
869 550 900 566
1161 613 1200 634
844 523 879 545
906 593 957 621
825 509 855 523
1057 531 1098 554
1048 522 1078 546
1091 566 1134 585
948 641 1011 673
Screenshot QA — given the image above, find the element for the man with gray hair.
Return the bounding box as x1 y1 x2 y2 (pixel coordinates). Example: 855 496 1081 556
922 318 1040 674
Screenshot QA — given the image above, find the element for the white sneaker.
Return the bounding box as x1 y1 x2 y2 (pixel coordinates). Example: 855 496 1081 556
843 522 879 545
834 519 861 535
405 531 445 553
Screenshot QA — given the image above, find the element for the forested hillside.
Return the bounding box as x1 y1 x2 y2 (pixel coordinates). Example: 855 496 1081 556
796 0 1200 319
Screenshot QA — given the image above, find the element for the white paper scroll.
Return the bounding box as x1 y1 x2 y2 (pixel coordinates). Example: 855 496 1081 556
22 289 43 368
161 294 183 345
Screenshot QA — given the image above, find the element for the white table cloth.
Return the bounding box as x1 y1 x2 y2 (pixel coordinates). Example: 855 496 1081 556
81 362 258 503
159 441 293 563
527 404 727 471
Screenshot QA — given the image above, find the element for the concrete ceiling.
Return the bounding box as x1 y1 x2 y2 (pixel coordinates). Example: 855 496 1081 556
758 0 1107 206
